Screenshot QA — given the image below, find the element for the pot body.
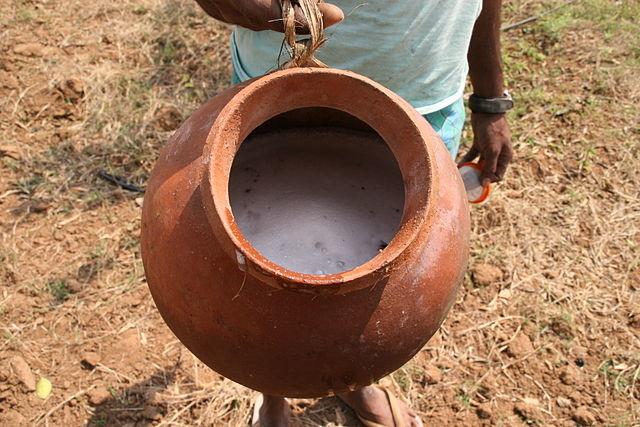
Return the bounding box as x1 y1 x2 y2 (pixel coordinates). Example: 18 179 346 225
141 68 470 397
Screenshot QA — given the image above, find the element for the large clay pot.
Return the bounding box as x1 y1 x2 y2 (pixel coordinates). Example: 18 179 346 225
141 68 470 398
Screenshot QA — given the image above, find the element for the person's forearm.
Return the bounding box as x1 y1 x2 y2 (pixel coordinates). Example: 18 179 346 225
468 0 505 98
192 0 343 33
194 0 272 30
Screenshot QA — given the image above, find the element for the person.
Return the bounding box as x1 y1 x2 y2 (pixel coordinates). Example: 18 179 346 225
193 1 513 425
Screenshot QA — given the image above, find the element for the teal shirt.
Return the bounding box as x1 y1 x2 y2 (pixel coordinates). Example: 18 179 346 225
231 0 482 114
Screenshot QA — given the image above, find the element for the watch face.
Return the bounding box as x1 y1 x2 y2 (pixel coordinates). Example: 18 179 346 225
500 97 515 111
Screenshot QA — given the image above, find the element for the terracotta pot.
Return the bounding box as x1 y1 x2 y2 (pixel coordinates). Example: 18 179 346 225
141 68 470 398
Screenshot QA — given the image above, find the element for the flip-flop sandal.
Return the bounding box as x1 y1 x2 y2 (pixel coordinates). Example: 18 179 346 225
250 394 290 427
356 387 424 427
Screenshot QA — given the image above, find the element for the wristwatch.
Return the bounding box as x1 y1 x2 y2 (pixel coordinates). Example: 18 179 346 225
468 91 514 114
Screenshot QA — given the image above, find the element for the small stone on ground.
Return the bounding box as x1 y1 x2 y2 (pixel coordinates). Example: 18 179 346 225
81 351 101 368
423 365 442 385
87 386 111 405
507 332 534 357
10 356 36 391
573 406 596 426
471 263 503 286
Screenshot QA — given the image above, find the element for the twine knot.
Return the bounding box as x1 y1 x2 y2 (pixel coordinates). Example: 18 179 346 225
280 0 327 68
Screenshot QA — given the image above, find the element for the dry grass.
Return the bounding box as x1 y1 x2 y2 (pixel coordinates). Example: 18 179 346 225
0 0 638 425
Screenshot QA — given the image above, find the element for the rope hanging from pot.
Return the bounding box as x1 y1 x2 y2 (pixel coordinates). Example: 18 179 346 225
280 0 327 68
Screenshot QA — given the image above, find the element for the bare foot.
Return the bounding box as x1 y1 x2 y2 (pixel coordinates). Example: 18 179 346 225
253 394 290 427
338 386 423 426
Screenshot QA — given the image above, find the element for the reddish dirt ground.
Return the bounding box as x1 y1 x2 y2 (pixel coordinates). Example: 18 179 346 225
1 0 638 425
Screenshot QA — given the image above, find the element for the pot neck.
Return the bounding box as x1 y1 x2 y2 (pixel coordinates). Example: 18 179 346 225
200 68 437 293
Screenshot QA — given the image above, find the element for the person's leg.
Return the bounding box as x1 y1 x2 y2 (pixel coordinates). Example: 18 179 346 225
339 386 423 426
423 98 466 160
253 394 290 427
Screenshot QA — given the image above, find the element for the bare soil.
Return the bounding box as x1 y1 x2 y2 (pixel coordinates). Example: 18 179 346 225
1 0 638 425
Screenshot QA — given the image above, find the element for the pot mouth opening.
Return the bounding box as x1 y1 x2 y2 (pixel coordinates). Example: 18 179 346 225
205 69 433 286
228 107 406 276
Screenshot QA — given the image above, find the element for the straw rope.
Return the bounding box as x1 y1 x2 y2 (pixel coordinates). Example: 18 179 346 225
279 0 327 68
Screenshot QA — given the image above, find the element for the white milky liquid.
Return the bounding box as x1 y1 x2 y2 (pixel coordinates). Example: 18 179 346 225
229 128 404 275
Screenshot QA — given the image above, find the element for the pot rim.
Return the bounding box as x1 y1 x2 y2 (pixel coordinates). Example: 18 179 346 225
201 68 437 288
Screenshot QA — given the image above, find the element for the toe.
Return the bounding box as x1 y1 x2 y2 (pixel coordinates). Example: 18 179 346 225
403 402 423 427
411 417 424 427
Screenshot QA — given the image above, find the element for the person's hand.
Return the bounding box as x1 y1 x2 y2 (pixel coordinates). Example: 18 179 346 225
194 0 343 32
460 113 513 185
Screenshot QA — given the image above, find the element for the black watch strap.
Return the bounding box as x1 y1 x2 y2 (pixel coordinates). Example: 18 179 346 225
469 92 514 114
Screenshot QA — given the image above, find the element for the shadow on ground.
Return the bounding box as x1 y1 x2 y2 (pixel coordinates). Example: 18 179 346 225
87 365 178 427
291 396 361 427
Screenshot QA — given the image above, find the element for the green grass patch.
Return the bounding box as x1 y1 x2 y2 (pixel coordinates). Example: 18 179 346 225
47 279 71 303
16 8 35 22
538 0 640 57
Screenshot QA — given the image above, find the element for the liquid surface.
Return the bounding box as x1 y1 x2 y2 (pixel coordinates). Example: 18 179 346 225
229 128 404 275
